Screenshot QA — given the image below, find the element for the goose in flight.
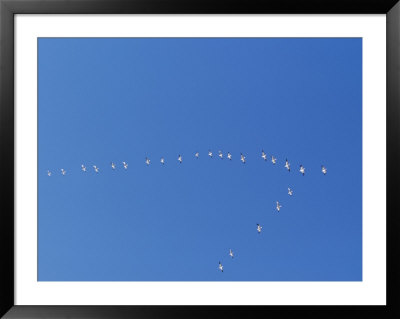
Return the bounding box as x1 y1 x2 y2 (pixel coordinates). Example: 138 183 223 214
218 151 223 159
229 249 234 258
227 152 232 160
160 157 165 165
178 155 182 163
195 152 199 159
276 201 282 212
285 159 291 172
240 153 246 163
61 169 66 176
93 165 99 173
81 164 87 172
271 156 277 164
261 150 267 161
257 224 263 233
288 188 293 196
145 157 150 165
208 150 213 158
47 170 51 176
218 261 224 272
111 162 116 170
321 165 327 175
122 161 128 169
299 165 305 176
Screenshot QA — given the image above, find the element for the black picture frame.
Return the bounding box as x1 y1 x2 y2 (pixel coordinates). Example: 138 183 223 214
1 0 399 318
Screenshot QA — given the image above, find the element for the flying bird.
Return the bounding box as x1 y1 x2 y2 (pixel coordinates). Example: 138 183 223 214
208 150 213 158
288 188 293 196
93 165 99 173
160 157 165 165
271 156 277 164
240 153 246 163
227 152 232 160
276 201 282 212
261 150 267 161
61 169 66 176
229 249 234 258
122 161 128 169
111 162 116 170
81 164 87 172
218 151 223 159
195 152 199 159
299 165 305 176
145 157 150 165
178 155 182 163
47 170 51 176
218 261 224 272
321 165 327 175
285 159 291 172
257 224 263 233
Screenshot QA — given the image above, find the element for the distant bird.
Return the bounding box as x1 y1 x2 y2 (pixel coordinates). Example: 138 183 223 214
218 261 224 272
261 150 267 161
229 249 234 258
93 165 99 173
240 153 246 163
145 157 150 165
61 169 66 176
288 188 293 196
122 161 128 169
111 162 116 170
47 170 51 176
208 150 213 158
299 165 305 176
276 201 282 212
227 152 232 160
195 152 199 159
257 224 263 233
285 159 291 172
160 157 165 165
178 155 182 163
321 165 327 175
218 151 223 159
271 156 277 164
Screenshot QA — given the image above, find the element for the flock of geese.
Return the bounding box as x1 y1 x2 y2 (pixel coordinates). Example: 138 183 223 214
46 149 328 274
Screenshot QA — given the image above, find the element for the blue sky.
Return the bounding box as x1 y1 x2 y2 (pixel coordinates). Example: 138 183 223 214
38 38 362 281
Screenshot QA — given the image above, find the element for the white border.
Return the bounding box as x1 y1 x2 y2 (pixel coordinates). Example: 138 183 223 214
15 15 386 305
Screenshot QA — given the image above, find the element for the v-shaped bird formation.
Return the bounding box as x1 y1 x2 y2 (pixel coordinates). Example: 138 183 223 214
46 149 327 274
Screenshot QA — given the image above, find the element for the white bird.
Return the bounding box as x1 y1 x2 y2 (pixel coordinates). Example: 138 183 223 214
218 261 224 272
122 161 128 169
61 169 66 176
160 157 165 165
218 151 223 159
81 164 87 172
229 249 234 258
240 153 246 163
276 201 282 212
271 156 277 164
299 165 305 176
257 223 262 233
178 155 182 163
93 165 99 173
321 165 327 175
261 150 267 161
111 162 116 170
227 152 232 160
288 188 293 196
285 159 291 172
47 170 51 176
208 150 213 158
195 152 199 159
145 157 150 165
